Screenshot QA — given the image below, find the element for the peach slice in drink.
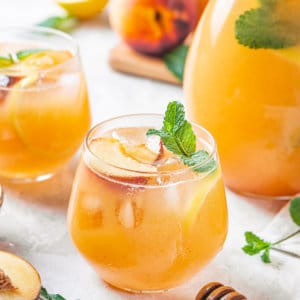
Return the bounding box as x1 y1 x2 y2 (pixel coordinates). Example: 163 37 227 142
119 135 163 164
86 137 158 184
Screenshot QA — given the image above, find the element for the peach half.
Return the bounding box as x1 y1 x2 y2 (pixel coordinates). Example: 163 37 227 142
109 0 200 56
0 251 41 300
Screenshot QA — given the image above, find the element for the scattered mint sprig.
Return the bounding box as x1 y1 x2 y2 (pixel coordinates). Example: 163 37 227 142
40 286 66 300
147 101 216 173
235 0 300 49
37 15 78 33
242 197 300 263
163 45 189 82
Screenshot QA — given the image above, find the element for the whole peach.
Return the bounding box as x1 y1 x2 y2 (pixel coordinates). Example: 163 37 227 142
109 0 200 56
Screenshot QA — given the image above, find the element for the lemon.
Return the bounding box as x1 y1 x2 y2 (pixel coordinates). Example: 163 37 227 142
183 167 221 232
274 46 300 66
55 0 109 19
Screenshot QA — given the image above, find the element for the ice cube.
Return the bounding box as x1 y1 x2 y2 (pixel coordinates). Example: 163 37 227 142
0 75 10 87
118 200 135 229
146 135 161 155
0 75 21 102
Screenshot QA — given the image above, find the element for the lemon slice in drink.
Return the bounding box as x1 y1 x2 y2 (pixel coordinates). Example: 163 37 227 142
274 46 300 66
56 0 109 19
183 167 221 232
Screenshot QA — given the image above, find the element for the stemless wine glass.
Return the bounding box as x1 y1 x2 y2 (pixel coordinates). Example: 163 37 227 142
184 0 300 199
0 26 91 182
67 114 228 293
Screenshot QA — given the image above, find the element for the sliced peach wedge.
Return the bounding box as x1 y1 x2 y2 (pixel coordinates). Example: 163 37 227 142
120 135 163 164
86 137 159 184
0 251 41 300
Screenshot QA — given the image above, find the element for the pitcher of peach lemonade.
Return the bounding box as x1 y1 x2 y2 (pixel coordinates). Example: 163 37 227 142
184 0 300 199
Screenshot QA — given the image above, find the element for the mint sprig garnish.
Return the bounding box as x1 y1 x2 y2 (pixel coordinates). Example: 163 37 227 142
242 197 300 263
0 49 46 68
163 45 189 82
40 286 66 300
235 0 300 49
147 101 216 173
38 15 78 33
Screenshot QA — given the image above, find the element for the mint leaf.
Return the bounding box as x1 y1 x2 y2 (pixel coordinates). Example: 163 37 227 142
242 231 270 256
0 56 13 68
180 150 216 173
37 15 78 32
261 248 271 263
175 121 196 156
16 49 46 61
0 49 48 68
147 101 215 173
40 287 66 300
235 1 300 49
260 0 278 9
162 101 185 133
289 197 300 226
235 8 297 49
163 45 189 82
149 131 184 155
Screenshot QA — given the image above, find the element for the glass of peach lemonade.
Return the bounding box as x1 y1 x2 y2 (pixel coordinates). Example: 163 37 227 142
68 102 228 292
184 0 300 199
0 26 90 181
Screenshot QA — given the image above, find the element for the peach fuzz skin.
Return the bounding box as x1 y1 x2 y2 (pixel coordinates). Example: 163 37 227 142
109 0 200 56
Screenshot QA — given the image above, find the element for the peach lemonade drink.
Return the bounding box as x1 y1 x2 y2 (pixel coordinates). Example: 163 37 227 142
68 102 227 292
184 0 300 198
0 27 90 180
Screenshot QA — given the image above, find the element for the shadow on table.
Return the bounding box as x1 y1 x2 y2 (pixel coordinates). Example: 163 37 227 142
0 160 77 211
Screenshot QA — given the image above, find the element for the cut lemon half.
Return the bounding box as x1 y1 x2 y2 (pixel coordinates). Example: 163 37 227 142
183 167 221 232
56 0 109 19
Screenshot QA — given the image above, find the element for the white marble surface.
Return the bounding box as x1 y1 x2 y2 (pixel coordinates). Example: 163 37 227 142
0 1 300 299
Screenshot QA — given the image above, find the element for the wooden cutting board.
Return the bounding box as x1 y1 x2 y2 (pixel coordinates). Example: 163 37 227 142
109 43 181 85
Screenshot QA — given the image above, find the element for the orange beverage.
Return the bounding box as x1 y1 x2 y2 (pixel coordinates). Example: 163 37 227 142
0 27 90 181
68 114 227 292
184 0 300 198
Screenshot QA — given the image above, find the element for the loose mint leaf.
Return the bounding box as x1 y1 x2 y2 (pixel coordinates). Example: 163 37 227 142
147 101 216 173
16 49 46 61
0 56 13 68
162 101 185 133
163 45 189 82
242 231 270 255
289 197 300 226
235 8 297 49
261 248 271 263
40 287 66 300
38 15 78 33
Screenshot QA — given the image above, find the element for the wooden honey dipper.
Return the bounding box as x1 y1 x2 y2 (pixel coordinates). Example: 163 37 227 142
196 282 247 300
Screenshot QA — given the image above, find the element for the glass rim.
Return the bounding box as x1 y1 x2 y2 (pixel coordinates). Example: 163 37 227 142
0 25 79 88
84 113 217 177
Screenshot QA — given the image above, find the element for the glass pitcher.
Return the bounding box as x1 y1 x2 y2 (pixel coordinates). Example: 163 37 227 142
184 0 300 199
